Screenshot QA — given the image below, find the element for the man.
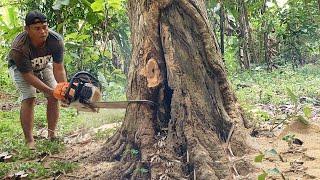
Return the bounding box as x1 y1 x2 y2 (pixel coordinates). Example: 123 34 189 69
8 10 67 149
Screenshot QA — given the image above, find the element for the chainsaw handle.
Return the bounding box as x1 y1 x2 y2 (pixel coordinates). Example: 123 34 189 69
72 71 101 89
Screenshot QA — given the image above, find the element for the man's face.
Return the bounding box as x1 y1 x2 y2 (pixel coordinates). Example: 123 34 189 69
26 22 49 45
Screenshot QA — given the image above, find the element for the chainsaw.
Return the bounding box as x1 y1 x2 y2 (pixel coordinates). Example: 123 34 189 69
53 71 157 112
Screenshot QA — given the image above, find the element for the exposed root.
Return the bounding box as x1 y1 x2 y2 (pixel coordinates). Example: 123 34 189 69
122 162 136 179
91 155 151 179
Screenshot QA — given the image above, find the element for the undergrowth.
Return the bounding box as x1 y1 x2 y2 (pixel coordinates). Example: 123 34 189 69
229 64 320 123
0 102 125 178
230 64 320 105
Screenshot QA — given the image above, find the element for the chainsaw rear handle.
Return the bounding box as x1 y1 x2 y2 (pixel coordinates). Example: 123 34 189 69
64 71 102 104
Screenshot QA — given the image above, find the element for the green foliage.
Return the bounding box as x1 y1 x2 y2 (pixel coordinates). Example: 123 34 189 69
258 171 267 180
302 106 312 119
254 149 278 163
277 0 320 66
286 87 298 105
130 149 139 157
285 87 310 125
52 0 70 10
98 70 126 101
208 0 319 69
36 139 65 155
0 160 77 179
0 102 124 179
135 167 149 174
296 115 309 125
0 0 130 100
267 167 281 175
0 5 23 95
258 168 283 180
50 161 78 175
231 64 320 105
0 162 49 179
254 153 265 163
0 163 13 178
94 128 116 140
282 134 295 143
265 148 278 156
91 0 104 12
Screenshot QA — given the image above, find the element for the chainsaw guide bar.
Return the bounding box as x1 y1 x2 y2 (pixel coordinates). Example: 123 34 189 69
90 100 158 109
71 100 158 112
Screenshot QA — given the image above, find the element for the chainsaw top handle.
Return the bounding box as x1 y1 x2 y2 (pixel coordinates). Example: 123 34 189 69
64 71 102 104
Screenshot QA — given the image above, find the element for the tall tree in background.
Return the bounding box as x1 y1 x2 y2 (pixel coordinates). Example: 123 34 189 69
262 0 270 69
236 0 256 69
220 1 225 61
97 0 254 179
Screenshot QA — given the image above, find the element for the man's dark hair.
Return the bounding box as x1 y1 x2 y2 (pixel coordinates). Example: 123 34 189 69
25 10 47 26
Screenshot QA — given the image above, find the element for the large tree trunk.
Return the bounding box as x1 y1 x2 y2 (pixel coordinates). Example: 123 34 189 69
96 1 254 179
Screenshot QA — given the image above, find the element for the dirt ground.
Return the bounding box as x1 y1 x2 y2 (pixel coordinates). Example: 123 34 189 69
39 123 121 180
40 119 319 180
252 121 320 179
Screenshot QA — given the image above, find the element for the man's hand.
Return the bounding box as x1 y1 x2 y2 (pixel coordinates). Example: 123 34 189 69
53 82 69 100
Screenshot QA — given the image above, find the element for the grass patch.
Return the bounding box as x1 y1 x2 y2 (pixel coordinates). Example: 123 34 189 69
94 128 118 140
50 161 79 176
229 64 320 126
0 101 125 178
230 64 320 105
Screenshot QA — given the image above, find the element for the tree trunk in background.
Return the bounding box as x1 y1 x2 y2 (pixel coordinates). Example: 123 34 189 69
111 40 122 69
264 29 269 68
262 0 270 69
243 3 257 64
220 1 225 62
237 0 254 69
96 1 254 179
77 46 83 71
54 10 63 35
123 54 130 76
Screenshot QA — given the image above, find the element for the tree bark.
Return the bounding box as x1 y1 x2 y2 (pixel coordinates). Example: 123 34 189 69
96 0 254 179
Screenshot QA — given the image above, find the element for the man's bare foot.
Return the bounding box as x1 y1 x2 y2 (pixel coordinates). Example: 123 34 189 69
48 136 64 143
48 129 56 140
26 141 36 150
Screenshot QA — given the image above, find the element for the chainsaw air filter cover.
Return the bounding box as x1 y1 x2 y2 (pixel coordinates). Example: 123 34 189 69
65 71 102 105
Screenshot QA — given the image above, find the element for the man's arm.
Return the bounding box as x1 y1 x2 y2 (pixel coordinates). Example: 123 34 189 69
21 72 54 95
53 62 67 82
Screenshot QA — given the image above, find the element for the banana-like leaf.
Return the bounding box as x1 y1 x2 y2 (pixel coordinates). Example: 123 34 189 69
303 106 312 119
286 87 298 105
91 0 105 12
254 154 264 162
